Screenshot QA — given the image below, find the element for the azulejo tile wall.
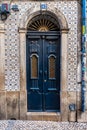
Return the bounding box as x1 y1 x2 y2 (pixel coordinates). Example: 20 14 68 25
4 1 79 91
5 11 20 91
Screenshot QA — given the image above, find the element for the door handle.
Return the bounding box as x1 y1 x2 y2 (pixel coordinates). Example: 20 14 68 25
39 70 42 75
44 71 47 75
44 80 46 82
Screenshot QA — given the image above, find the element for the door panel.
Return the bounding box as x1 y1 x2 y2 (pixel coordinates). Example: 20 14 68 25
27 91 42 111
45 92 60 111
43 37 60 111
26 32 60 111
26 37 43 111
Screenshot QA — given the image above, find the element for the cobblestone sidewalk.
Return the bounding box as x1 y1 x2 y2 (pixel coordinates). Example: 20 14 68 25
0 121 87 130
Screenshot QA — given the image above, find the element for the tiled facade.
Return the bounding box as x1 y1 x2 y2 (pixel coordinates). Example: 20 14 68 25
4 1 79 91
0 0 86 122
5 11 20 91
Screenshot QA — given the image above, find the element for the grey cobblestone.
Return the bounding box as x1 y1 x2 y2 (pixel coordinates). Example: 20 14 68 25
0 121 87 130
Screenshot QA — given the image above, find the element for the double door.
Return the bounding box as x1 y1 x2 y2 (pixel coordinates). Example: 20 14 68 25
26 31 60 111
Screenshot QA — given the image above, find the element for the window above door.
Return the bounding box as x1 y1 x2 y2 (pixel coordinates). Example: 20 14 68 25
27 14 60 31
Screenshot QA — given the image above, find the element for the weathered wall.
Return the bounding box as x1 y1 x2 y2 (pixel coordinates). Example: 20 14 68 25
0 0 86 122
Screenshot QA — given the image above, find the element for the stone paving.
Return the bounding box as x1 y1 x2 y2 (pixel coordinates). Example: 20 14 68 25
0 121 87 130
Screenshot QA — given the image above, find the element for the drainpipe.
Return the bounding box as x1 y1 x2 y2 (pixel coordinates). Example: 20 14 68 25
81 0 86 112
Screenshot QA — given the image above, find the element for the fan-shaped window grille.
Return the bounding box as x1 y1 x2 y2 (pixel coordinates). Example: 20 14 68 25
27 14 60 31
49 55 56 79
31 55 38 78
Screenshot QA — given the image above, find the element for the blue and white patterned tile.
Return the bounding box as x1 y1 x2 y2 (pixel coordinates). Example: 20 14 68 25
4 1 79 91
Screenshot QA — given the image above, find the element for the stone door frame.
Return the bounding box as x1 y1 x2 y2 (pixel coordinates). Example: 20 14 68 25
19 8 69 121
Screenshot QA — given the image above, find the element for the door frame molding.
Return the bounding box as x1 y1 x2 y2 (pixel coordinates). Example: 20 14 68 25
19 9 69 121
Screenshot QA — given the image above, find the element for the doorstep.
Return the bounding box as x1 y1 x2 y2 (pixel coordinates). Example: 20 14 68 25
26 112 61 121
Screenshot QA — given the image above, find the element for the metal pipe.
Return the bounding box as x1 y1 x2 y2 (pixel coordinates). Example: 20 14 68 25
81 0 86 112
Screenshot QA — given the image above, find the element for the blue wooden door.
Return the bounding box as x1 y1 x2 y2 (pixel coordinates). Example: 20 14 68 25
26 31 60 111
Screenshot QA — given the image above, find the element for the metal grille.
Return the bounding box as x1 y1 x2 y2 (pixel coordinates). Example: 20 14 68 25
27 14 59 31
31 55 38 78
49 56 56 79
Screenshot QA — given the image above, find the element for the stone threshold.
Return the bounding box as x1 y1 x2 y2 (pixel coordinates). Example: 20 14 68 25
26 112 61 121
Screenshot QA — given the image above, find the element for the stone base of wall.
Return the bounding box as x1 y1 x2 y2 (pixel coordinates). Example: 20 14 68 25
0 91 27 120
77 110 87 122
0 91 6 119
0 91 86 122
